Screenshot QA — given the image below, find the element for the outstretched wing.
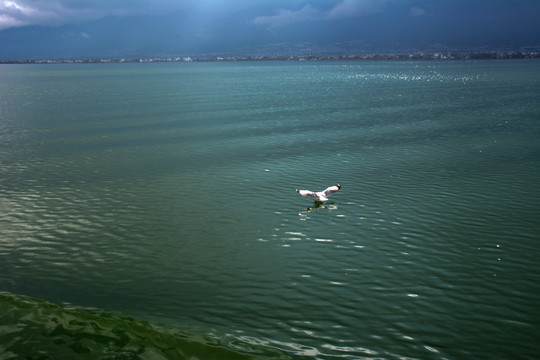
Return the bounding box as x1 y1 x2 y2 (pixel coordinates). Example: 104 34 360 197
322 184 341 197
296 189 319 199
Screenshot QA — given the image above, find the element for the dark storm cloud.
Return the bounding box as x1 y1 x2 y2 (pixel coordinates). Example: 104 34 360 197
251 0 388 27
0 0 196 30
0 0 539 60
253 5 321 27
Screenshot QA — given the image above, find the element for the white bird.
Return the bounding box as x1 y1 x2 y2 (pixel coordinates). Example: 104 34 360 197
296 184 341 202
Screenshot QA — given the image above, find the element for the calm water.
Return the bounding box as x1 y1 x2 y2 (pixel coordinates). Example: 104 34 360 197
1 60 539 359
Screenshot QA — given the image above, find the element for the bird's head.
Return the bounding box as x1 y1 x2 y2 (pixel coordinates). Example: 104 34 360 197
337 184 341 189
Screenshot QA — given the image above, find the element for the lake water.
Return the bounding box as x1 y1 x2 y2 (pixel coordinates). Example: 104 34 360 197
1 60 539 359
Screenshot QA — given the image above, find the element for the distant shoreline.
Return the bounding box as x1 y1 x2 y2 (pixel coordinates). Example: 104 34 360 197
1 51 539 64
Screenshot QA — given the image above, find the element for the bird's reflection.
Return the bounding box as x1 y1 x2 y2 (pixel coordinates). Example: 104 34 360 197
300 201 338 215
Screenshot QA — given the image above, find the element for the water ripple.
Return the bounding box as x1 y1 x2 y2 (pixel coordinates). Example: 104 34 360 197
1 61 539 359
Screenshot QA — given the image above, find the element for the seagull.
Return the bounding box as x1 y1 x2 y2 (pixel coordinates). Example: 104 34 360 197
296 184 341 202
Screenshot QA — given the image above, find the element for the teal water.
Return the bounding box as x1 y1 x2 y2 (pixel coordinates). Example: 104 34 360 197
1 60 539 359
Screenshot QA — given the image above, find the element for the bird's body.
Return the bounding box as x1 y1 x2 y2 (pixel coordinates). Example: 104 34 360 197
296 184 341 202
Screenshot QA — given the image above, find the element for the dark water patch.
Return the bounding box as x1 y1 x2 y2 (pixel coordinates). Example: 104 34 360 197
0 291 295 360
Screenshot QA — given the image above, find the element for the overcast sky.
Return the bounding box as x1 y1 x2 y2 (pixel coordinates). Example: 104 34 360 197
1 0 539 59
